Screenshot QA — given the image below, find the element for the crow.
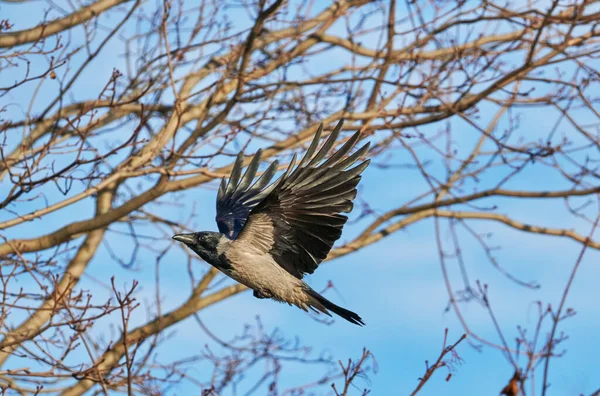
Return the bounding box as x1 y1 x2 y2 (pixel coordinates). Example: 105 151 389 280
173 119 370 325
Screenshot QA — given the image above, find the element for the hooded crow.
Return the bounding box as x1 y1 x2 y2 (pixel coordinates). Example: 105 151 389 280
173 119 370 325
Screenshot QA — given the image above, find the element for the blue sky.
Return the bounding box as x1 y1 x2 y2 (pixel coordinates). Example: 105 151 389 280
2 1 600 395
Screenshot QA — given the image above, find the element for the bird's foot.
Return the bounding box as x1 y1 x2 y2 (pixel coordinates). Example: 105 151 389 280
253 290 271 299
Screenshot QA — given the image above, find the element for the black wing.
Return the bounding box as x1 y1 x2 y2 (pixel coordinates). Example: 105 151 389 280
216 149 279 239
237 119 370 279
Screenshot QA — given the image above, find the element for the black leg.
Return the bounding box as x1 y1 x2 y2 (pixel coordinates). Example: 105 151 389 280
253 290 273 299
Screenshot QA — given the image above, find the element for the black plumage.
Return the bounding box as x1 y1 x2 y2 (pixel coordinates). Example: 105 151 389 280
248 121 370 279
215 149 279 239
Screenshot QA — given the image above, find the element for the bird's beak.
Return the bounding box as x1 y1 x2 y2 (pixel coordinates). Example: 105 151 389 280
172 233 195 245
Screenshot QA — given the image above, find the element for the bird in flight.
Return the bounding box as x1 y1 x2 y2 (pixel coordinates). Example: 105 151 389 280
173 120 370 325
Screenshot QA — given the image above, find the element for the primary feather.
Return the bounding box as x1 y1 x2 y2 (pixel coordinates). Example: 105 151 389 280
215 149 279 239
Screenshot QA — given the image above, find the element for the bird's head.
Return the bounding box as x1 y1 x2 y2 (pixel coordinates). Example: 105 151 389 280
172 231 224 264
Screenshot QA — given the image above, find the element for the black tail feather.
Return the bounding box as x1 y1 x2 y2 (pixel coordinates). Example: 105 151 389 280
305 288 364 326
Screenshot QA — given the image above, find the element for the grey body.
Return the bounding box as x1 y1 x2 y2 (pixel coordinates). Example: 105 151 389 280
220 238 312 309
174 226 315 312
221 213 314 310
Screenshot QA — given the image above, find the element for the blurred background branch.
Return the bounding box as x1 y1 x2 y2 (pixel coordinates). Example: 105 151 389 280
1 0 599 394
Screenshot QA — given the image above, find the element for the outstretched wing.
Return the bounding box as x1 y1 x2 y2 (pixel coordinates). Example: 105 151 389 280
236 119 370 279
216 149 279 239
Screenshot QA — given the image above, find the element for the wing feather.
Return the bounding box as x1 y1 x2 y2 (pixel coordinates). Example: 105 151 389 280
236 119 370 278
216 149 279 239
